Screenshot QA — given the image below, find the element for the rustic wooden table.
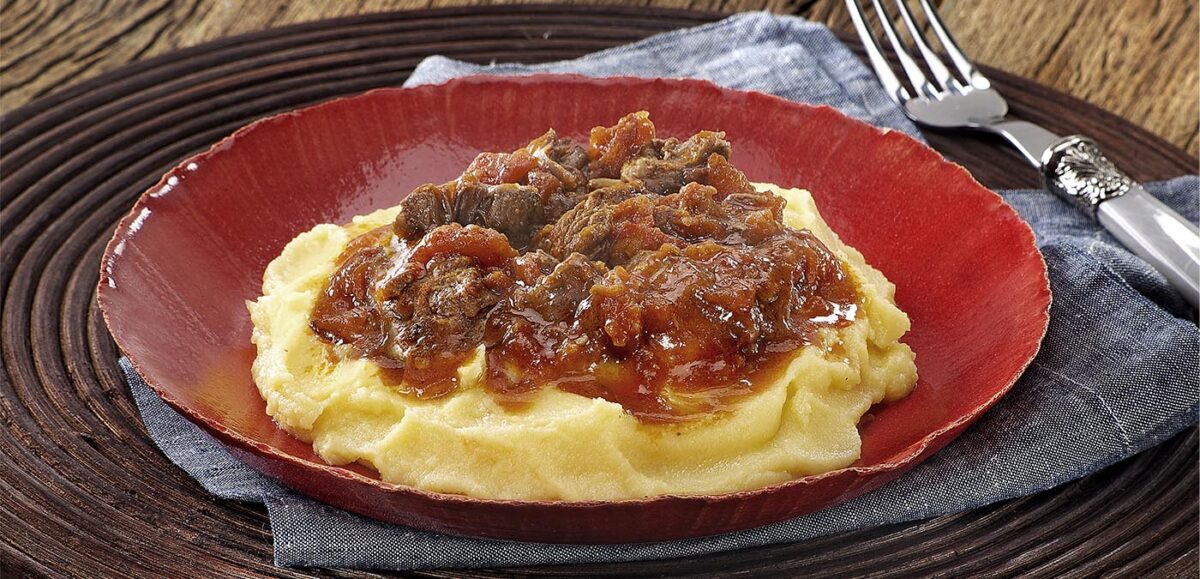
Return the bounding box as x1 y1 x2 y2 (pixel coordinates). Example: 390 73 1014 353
2 1 1197 577
3 0 1198 156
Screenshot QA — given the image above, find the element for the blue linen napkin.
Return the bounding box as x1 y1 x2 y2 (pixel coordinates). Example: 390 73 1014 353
120 12 1199 570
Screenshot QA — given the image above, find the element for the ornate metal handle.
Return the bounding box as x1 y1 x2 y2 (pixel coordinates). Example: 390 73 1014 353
1040 136 1131 217
1041 136 1199 309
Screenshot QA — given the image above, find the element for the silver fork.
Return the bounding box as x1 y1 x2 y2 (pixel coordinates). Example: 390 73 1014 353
846 0 1199 308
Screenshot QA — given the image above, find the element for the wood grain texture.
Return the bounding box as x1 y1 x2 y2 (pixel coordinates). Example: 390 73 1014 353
2 0 1198 156
0 6 1196 577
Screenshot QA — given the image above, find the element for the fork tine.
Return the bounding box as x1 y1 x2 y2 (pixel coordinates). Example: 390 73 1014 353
918 0 991 89
891 0 961 92
844 0 910 103
867 0 938 97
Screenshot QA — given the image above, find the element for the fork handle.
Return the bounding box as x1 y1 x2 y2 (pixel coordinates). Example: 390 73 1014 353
1042 136 1200 309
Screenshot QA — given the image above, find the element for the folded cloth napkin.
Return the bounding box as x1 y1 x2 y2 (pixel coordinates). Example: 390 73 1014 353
120 12 1199 570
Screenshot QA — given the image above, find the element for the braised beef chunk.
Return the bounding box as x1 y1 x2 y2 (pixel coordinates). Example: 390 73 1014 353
653 183 731 241
550 140 589 170
620 131 733 195
528 129 590 171
397 181 547 249
506 249 560 283
533 181 784 265
393 184 453 241
522 254 606 323
381 252 504 396
531 185 643 261
483 253 608 395
649 182 787 244
521 130 591 221
312 111 860 422
540 188 585 223
401 254 501 341
454 182 543 248
669 131 732 164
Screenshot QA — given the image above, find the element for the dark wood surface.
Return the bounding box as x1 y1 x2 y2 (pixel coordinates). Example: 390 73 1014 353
3 1 1197 156
1 6 1196 577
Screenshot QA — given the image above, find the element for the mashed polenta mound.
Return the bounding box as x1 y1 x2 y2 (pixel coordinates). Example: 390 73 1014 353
249 184 916 501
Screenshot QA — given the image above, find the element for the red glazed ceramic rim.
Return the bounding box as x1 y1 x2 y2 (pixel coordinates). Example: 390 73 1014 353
99 73 1051 543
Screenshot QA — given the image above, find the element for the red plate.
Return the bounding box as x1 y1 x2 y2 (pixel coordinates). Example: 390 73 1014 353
98 74 1050 544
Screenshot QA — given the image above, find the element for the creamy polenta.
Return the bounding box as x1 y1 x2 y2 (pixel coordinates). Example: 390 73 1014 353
248 184 916 501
